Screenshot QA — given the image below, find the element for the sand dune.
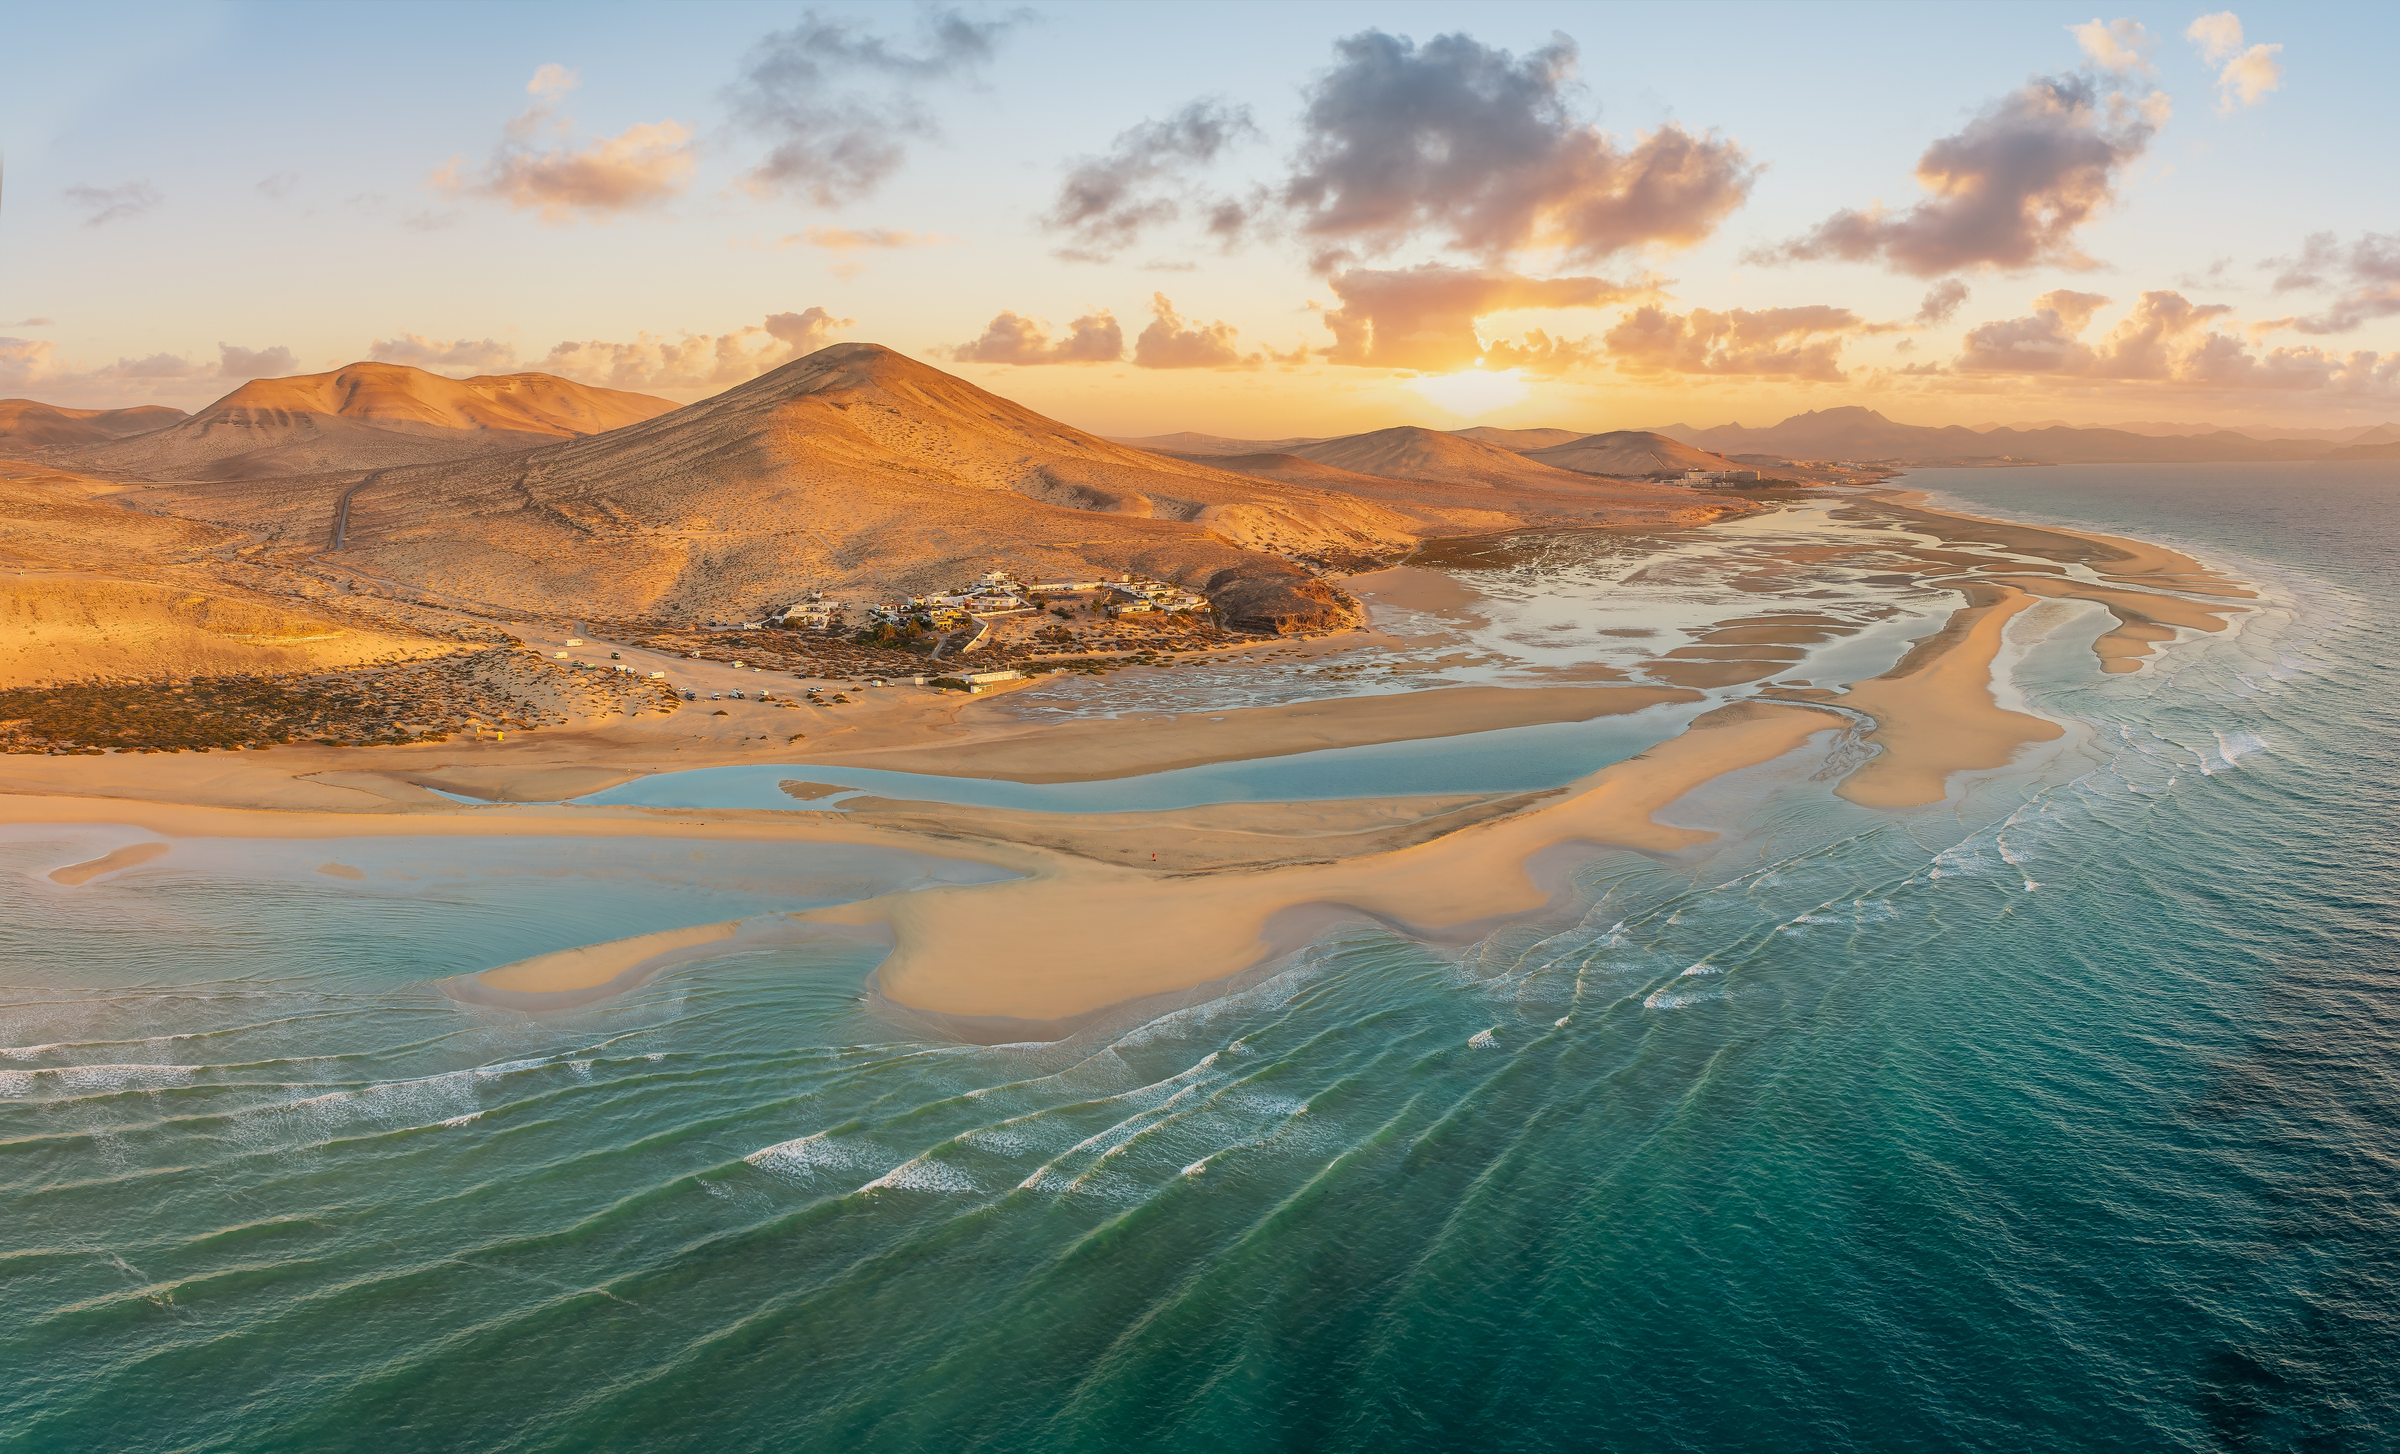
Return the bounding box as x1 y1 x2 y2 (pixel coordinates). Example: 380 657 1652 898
0 400 186 449
68 363 677 481
1525 430 1740 477
1110 430 1332 456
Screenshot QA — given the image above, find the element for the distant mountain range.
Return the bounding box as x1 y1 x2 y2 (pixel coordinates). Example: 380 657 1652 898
1644 407 2400 464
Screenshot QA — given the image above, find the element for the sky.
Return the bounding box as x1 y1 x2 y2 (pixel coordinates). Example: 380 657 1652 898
4 0 2395 437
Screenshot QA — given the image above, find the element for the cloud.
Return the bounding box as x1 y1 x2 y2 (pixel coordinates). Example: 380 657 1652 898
1753 70 2165 276
775 226 945 251
1604 305 1867 380
1282 30 1755 267
1045 99 1261 260
1954 288 2397 392
0 337 217 406
431 65 695 223
727 7 1027 206
1132 294 1252 369
64 181 162 227
1916 279 1972 325
257 172 299 199
531 308 853 394
369 334 522 375
1317 264 1643 370
2069 18 2155 74
11 317 56 328
2260 232 2400 335
949 310 1124 365
217 344 297 378
1955 289 2114 371
2187 13 2283 112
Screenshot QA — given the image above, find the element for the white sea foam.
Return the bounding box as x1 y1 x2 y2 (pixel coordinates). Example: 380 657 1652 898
745 1131 875 1178
863 1158 978 1193
438 1112 482 1128
9 1063 198 1095
1467 1028 1498 1049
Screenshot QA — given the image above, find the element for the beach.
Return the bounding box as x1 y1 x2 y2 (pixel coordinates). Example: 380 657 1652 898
4 485 2258 1028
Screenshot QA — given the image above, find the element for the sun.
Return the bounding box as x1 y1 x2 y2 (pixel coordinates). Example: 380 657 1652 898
1404 366 1530 417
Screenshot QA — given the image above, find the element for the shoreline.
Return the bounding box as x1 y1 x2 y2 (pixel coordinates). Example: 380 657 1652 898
4 485 2262 1030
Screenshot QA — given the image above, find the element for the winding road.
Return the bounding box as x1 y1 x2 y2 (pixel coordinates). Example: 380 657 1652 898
328 470 386 550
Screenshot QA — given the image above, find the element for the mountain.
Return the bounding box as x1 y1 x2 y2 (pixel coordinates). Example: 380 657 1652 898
2321 440 2400 461
2348 422 2400 446
1447 426 1587 453
68 363 678 481
1109 430 1330 456
142 345 1453 629
1286 426 1626 491
1523 431 1738 477
135 345 1733 629
1653 406 2344 464
0 399 187 450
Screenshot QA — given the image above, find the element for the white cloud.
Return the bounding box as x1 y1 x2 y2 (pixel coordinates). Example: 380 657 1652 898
530 309 852 394
368 334 521 375
2186 13 2283 112
2069 18 2155 74
431 65 695 223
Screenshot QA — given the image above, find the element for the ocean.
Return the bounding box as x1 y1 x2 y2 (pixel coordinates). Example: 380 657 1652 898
3 463 2393 1451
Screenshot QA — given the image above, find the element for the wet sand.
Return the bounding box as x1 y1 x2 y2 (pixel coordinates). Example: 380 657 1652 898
3 485 2260 1029
1775 583 2065 809
47 840 169 884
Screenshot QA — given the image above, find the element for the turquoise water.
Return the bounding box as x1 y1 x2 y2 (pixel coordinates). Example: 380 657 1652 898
4 465 2395 1450
569 699 1706 813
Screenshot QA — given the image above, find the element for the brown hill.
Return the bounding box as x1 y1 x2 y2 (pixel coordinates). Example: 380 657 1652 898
125 348 1737 631
145 345 1442 630
2321 439 2400 461
69 363 678 482
1288 427 1627 491
1109 431 1331 456
0 399 186 449
1525 431 1738 477
1448 426 1586 453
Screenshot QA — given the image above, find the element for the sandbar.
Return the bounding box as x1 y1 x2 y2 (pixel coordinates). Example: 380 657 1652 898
818 683 1700 784
794 701 1847 1023
47 840 169 884
1785 583 2063 808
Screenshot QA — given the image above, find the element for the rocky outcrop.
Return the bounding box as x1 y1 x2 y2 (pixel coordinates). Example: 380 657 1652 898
1202 563 1363 634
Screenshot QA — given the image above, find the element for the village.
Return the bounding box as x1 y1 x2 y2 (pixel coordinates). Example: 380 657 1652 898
729 569 1221 662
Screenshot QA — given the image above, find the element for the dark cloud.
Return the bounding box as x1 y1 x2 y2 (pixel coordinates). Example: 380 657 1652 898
65 181 162 227
1604 305 1865 380
2266 232 2400 335
1046 100 1260 260
1915 280 1971 325
1319 264 1638 370
1282 30 1755 267
1753 71 2164 276
950 310 1124 365
1132 294 1249 369
728 7 1028 207
218 344 298 379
